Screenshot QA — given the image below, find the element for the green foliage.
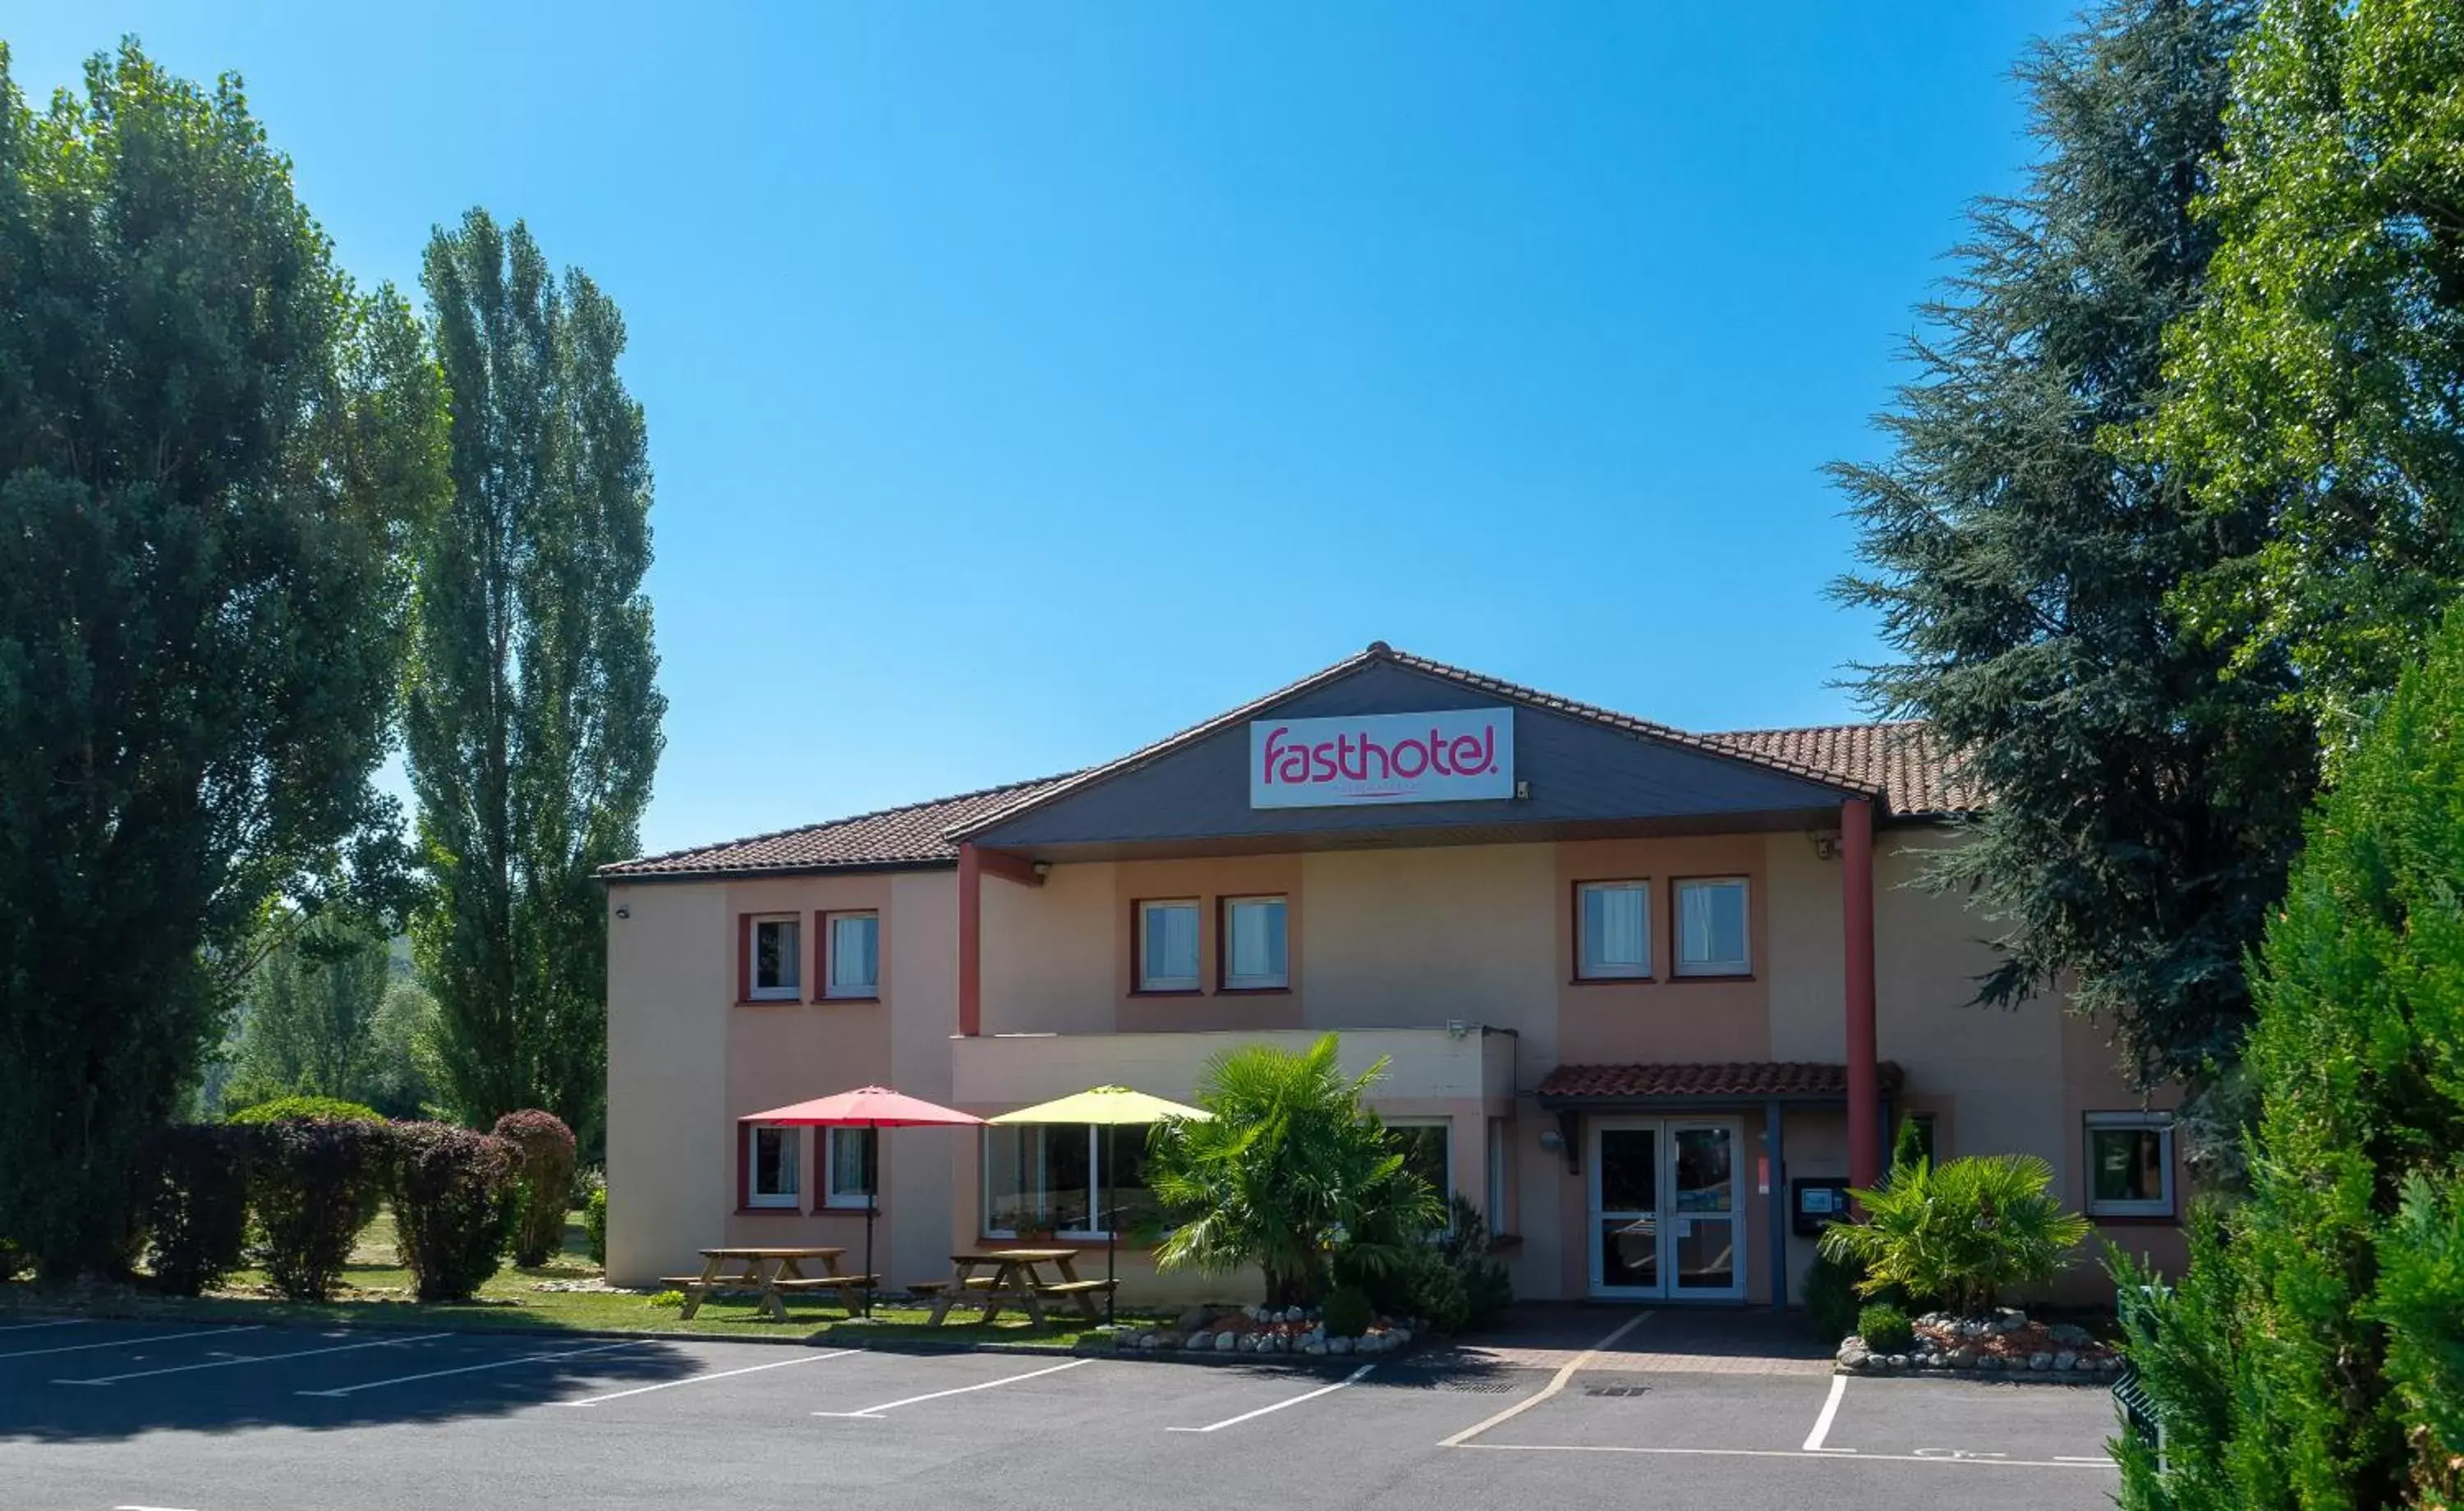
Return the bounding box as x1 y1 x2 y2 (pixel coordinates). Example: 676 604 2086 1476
0 1237 25 1282
1802 1251 1870 1345
407 209 664 1155
0 41 450 1278
1857 1302 1915 1355
226 1095 385 1128
1434 1193 1514 1333
222 921 438 1122
136 1125 255 1296
491 1109 577 1267
389 1122 517 1302
1832 0 2314 1104
1320 1285 1374 1339
2121 604 2464 1510
249 1118 391 1301
2149 0 2464 751
1820 1154 2092 1314
1147 1033 1442 1307
582 1178 608 1268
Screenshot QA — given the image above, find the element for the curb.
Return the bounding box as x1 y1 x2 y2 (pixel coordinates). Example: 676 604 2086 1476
1834 1362 2122 1386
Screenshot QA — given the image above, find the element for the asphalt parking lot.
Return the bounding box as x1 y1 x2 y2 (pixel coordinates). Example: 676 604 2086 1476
0 1311 2124 1511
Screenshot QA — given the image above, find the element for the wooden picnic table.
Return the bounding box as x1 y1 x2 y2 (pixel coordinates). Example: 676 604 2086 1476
917 1247 1114 1327
660 1247 872 1323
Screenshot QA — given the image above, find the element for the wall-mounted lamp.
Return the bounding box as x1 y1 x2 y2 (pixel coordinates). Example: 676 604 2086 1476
1808 829 1841 862
1537 1128 1565 1155
614 905 630 920
1032 861 1052 879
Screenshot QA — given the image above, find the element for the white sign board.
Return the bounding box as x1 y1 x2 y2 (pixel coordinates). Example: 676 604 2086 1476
1249 708 1515 809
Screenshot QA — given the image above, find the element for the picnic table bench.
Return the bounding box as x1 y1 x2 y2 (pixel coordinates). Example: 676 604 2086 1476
663 1247 871 1323
917 1249 1116 1327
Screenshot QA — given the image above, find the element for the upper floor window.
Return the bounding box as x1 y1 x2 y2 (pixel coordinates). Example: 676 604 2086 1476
1222 896 1289 990
746 1123 800 1208
825 912 880 999
1138 899 1201 992
825 1127 876 1210
1576 880 1652 980
748 915 801 1000
2085 1113 2174 1217
1674 878 1749 976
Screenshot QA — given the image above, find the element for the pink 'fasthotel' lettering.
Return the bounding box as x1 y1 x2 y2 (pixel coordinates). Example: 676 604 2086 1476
1260 719 1498 789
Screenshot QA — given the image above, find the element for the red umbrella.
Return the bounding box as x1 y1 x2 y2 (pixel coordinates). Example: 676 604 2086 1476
739 1086 981 1317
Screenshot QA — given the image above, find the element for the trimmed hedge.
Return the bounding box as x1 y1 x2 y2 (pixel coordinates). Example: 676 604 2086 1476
391 1123 517 1302
251 1118 391 1300
225 1095 385 1127
137 1124 255 1296
1858 1302 1915 1354
491 1109 577 1268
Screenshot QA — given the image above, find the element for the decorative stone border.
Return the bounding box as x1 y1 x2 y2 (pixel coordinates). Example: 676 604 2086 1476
1834 1307 2123 1385
1107 1302 1419 1360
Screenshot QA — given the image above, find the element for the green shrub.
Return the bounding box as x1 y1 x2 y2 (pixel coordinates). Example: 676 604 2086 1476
1433 1193 1512 1332
582 1178 608 1268
225 1095 384 1127
490 1109 577 1267
647 1288 683 1309
1857 1302 1914 1354
2120 603 2464 1509
136 1124 255 1296
1818 1153 2090 1314
1802 1251 1867 1343
0 1236 27 1282
250 1117 391 1300
390 1123 518 1302
1321 1284 1375 1339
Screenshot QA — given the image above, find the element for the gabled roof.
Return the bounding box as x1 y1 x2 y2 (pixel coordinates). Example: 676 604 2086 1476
949 642 1951 840
599 644 1976 882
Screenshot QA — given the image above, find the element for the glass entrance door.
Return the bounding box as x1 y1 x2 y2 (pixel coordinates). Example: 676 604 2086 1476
1588 1123 1660 1296
1587 1118 1746 1300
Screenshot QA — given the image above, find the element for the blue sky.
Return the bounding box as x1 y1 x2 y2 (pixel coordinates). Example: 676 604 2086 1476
19 3 2065 857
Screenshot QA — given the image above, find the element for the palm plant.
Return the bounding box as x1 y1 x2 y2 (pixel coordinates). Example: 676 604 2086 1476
1147 1033 1441 1306
1818 1152 2091 1315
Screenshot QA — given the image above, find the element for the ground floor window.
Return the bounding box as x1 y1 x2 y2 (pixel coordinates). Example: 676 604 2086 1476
746 1123 799 1208
2085 1112 2174 1216
825 1128 876 1210
983 1125 1156 1238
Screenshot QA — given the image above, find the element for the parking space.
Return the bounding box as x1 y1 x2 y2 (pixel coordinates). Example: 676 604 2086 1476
0 1315 2126 1511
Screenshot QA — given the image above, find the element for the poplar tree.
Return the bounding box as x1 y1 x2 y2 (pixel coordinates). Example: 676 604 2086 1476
1832 0 2316 1106
0 44 448 1273
407 209 664 1152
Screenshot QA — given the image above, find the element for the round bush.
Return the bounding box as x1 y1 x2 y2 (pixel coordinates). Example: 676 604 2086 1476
250 1118 392 1300
1322 1284 1376 1339
225 1095 384 1127
138 1124 256 1296
1858 1301 1915 1354
391 1123 517 1302
490 1110 577 1268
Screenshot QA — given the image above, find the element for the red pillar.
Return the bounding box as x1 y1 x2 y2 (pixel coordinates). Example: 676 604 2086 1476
1842 797 1880 1192
958 841 982 1038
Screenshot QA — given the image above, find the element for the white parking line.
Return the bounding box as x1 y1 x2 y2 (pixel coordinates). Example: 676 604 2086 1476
1455 1442 2117 1469
813 1357 1094 1418
1436 1309 1651 1449
0 1319 87 1334
1802 1371 1851 1452
296 1339 643 1398
565 1348 858 1406
57 1332 451 1386
1165 1362 1375 1433
0 1325 262 1361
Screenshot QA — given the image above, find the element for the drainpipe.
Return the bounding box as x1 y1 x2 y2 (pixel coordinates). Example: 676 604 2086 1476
958 841 982 1038
1843 797 1879 1194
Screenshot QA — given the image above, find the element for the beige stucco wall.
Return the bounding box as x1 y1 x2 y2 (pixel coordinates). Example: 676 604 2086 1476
608 824 2189 1307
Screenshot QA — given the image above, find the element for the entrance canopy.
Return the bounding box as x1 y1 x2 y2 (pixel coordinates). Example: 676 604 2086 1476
1537 1060 1905 1111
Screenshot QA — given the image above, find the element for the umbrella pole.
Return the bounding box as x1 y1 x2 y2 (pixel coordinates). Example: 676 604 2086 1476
862 1122 877 1320
1106 1124 1117 1326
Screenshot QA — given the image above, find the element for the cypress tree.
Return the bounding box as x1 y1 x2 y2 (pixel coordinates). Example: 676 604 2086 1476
407 209 664 1152
1832 0 2316 1107
2117 606 2464 1510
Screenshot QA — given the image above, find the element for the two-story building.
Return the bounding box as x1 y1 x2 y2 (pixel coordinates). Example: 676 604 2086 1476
600 643 2185 1310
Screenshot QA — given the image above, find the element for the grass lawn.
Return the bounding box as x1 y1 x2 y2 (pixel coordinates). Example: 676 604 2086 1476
0 1210 1170 1349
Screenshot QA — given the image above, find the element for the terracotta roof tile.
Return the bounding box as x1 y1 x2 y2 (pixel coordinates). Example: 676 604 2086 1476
598 774 1076 879
1701 721 1978 817
1537 1061 1907 1100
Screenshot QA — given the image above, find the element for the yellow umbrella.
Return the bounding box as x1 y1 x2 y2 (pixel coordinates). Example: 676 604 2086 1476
990 1086 1212 1323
